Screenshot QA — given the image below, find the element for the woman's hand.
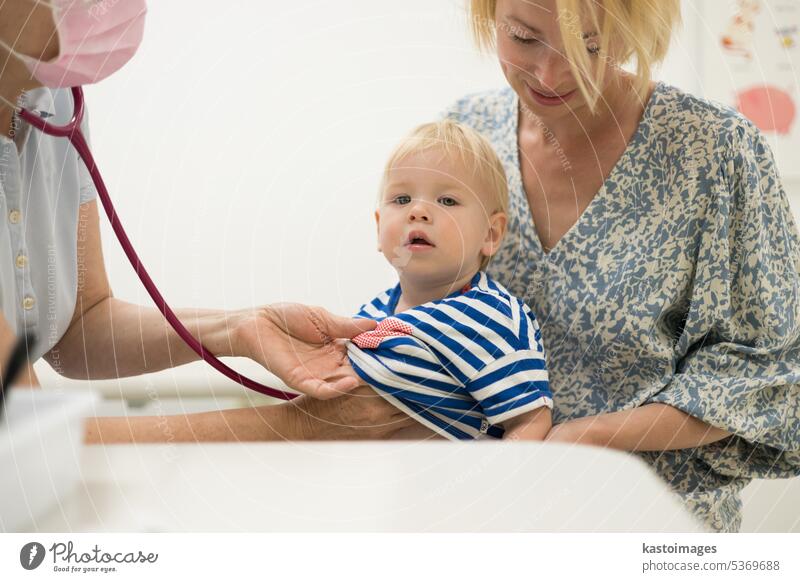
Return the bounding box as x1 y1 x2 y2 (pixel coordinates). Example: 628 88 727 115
285 385 417 440
231 303 376 400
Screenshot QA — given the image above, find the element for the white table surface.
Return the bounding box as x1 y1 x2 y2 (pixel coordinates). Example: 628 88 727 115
34 441 702 532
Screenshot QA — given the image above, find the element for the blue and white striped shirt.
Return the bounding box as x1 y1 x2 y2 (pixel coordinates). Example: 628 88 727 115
347 271 552 440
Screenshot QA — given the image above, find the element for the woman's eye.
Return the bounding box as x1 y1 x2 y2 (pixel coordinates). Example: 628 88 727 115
393 195 411 205
511 34 538 45
438 196 458 207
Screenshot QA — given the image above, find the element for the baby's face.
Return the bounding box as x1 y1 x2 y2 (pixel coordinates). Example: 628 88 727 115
376 147 506 286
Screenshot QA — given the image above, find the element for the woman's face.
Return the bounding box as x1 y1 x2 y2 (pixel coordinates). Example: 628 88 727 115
493 0 609 121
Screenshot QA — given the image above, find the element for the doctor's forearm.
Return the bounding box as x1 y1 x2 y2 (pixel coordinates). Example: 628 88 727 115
51 298 241 379
83 392 406 443
84 403 307 444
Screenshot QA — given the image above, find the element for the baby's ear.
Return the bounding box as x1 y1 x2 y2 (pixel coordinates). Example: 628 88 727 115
481 211 507 258
374 209 381 250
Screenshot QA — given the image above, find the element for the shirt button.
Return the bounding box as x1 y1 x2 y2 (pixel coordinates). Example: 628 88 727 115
15 254 27 269
8 209 21 224
22 296 35 310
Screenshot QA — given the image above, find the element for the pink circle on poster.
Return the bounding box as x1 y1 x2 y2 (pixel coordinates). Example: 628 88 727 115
735 85 796 134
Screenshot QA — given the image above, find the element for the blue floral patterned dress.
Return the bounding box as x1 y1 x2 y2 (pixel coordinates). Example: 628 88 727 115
444 82 800 532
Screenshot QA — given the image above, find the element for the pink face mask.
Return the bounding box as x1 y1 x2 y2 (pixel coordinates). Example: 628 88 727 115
2 0 147 88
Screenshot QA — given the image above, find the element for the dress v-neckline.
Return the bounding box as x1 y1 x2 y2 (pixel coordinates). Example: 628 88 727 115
509 82 662 260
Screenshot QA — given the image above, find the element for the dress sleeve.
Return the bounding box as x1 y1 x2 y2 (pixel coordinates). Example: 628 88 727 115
437 97 465 121
647 118 800 478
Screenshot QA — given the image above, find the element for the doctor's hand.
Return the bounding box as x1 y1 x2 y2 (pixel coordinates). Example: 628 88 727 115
231 303 376 400
286 385 417 439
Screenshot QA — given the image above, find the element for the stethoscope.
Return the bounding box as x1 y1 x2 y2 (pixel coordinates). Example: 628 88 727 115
18 87 296 400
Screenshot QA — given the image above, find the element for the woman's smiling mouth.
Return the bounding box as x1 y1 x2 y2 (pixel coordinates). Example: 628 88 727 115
526 83 577 106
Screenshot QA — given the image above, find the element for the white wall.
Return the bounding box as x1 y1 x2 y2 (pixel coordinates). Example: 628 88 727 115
82 0 505 316
36 0 800 392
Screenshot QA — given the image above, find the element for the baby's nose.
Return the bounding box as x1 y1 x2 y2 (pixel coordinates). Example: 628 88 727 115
408 202 430 222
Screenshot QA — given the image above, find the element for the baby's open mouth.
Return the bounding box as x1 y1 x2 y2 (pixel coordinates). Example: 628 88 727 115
405 231 435 247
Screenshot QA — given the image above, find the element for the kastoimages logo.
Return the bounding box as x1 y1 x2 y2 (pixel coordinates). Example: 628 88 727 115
20 542 46 570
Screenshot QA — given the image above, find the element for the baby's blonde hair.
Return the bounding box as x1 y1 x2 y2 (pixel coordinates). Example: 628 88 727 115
469 0 681 110
380 119 509 270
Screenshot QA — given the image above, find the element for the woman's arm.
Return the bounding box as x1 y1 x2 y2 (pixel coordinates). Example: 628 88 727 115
48 200 373 397
85 403 306 443
47 201 243 378
545 403 732 451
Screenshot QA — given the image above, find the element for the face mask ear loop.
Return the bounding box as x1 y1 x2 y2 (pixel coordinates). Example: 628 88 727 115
0 34 22 60
11 0 60 7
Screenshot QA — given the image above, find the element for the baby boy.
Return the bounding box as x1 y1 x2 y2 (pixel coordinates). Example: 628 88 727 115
347 120 552 440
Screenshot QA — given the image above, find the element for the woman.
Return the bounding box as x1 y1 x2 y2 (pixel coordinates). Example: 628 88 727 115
0 0 414 441
441 0 800 531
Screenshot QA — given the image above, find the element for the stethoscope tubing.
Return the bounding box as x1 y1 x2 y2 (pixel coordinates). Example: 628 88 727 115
18 87 297 401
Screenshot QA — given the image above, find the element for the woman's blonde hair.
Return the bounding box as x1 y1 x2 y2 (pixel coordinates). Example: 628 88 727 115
381 120 508 269
469 0 681 110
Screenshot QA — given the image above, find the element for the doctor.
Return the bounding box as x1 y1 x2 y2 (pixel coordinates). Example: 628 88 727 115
0 0 414 441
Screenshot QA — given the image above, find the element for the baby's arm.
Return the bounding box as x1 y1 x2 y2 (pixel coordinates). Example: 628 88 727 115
501 406 552 441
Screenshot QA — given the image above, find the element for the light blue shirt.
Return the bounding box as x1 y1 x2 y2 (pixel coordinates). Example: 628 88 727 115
0 88 97 361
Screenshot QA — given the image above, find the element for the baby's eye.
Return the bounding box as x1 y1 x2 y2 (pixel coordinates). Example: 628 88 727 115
438 196 458 207
393 195 411 205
